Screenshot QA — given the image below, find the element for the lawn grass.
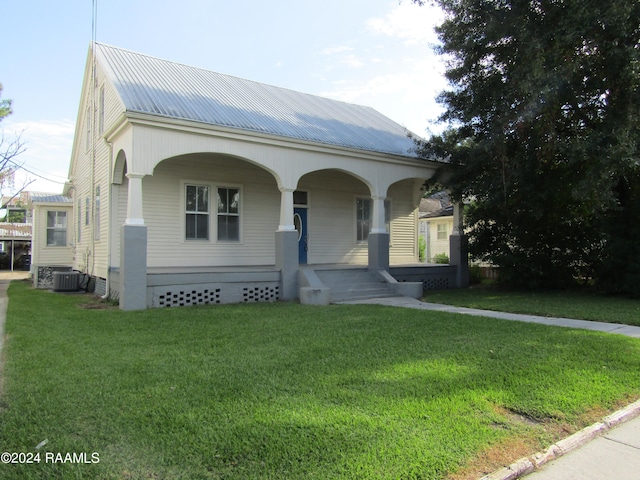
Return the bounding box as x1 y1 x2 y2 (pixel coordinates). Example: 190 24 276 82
423 287 640 326
1 281 640 479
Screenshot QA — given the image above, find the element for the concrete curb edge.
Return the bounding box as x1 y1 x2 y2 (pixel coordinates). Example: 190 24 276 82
479 399 640 480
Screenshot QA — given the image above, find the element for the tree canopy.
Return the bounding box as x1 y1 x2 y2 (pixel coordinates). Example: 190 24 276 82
414 0 640 293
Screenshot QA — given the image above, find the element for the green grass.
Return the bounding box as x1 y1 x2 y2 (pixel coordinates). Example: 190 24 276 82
1 281 640 479
423 287 640 326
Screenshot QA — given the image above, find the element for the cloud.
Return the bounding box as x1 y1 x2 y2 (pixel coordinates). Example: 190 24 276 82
367 3 444 46
320 45 353 56
2 119 74 194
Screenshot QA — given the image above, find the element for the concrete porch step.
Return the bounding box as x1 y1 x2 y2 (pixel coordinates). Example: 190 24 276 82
314 268 399 302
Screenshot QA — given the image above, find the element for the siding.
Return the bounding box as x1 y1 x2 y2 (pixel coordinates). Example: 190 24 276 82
141 155 280 268
71 61 124 279
32 205 74 266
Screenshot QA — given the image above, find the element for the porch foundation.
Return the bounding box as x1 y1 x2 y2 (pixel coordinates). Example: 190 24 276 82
120 224 148 310
275 230 299 300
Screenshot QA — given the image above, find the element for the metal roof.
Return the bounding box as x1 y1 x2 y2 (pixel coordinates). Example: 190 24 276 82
95 43 419 157
30 194 73 204
0 223 32 239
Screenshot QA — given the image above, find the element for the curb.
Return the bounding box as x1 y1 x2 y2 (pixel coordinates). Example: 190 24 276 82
479 399 640 480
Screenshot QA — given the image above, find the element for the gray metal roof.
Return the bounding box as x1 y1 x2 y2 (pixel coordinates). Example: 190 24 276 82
30 193 73 204
95 43 419 157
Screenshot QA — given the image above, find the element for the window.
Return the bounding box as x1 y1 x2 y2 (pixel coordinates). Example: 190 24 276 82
85 197 90 226
437 223 448 240
47 211 67 246
217 187 240 241
356 198 371 242
77 200 81 243
95 186 101 240
185 185 210 240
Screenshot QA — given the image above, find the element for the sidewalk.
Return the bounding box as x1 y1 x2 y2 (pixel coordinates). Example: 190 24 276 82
340 296 640 479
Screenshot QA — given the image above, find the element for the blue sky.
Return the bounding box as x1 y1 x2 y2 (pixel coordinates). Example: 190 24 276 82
1 0 446 193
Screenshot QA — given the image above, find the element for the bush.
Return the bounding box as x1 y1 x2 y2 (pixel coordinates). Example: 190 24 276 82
432 253 449 264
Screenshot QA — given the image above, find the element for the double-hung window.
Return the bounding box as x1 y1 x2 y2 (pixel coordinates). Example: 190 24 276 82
356 198 371 242
217 187 240 241
47 211 67 246
185 185 210 240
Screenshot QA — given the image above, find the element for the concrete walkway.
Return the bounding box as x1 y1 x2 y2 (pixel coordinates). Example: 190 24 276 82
340 296 640 479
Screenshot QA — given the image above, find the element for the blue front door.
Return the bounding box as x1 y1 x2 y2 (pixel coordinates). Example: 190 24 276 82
294 207 308 264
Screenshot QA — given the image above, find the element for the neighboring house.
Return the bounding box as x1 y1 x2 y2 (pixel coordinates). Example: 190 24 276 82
30 194 74 288
68 43 468 310
0 192 33 271
419 192 454 263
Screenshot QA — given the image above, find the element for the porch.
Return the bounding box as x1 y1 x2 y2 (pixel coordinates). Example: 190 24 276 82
109 263 461 308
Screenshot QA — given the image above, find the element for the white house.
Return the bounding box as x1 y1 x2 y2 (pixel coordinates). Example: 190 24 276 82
67 43 467 310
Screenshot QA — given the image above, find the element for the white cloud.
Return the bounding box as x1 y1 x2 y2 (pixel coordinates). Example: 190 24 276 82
367 3 444 46
2 119 75 194
320 45 353 56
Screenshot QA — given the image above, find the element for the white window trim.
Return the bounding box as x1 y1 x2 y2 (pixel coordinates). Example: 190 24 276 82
180 181 244 244
355 196 372 244
46 211 68 247
183 181 211 242
215 184 243 243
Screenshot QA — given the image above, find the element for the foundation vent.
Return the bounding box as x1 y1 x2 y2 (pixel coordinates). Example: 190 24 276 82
157 288 221 307
243 286 280 303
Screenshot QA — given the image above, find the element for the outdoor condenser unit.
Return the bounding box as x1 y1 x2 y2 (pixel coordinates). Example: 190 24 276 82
53 271 80 292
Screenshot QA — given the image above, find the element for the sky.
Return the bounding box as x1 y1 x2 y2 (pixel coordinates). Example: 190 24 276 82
1 0 448 195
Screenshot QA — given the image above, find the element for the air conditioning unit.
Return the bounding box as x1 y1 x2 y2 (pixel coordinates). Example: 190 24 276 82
53 272 80 292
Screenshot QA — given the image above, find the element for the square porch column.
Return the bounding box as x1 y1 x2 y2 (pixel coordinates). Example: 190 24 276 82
368 196 390 271
120 173 148 310
276 188 298 300
449 202 469 288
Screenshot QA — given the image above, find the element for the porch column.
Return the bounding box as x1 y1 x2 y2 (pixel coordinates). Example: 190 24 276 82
276 188 298 300
368 195 389 271
120 172 148 310
449 202 469 287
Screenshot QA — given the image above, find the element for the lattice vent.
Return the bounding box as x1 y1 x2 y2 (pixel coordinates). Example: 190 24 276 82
422 277 452 290
243 286 280 303
158 288 221 307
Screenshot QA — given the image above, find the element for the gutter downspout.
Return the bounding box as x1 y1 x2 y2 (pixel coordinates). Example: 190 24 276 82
101 138 113 300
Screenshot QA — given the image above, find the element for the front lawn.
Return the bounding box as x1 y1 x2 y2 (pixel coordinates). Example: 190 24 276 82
423 287 640 326
1 281 639 479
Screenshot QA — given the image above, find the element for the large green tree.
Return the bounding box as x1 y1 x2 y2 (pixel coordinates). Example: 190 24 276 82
414 0 640 292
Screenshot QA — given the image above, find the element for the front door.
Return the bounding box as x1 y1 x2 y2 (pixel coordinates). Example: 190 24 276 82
294 207 308 264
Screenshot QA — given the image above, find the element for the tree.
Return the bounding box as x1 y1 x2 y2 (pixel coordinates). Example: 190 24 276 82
0 83 29 212
413 0 640 291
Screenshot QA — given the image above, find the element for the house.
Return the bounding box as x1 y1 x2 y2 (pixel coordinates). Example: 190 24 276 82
67 43 468 310
0 192 32 271
419 192 454 263
30 193 74 288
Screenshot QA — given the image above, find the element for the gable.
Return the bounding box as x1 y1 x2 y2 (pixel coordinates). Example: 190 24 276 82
95 43 419 157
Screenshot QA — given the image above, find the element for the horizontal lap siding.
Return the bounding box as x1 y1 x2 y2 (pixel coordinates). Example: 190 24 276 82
388 182 419 264
300 172 368 265
144 156 279 268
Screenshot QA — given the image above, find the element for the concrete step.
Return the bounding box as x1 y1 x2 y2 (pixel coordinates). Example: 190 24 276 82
314 269 398 302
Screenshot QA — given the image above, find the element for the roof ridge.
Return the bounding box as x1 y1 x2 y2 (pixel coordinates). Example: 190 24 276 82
94 43 377 112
